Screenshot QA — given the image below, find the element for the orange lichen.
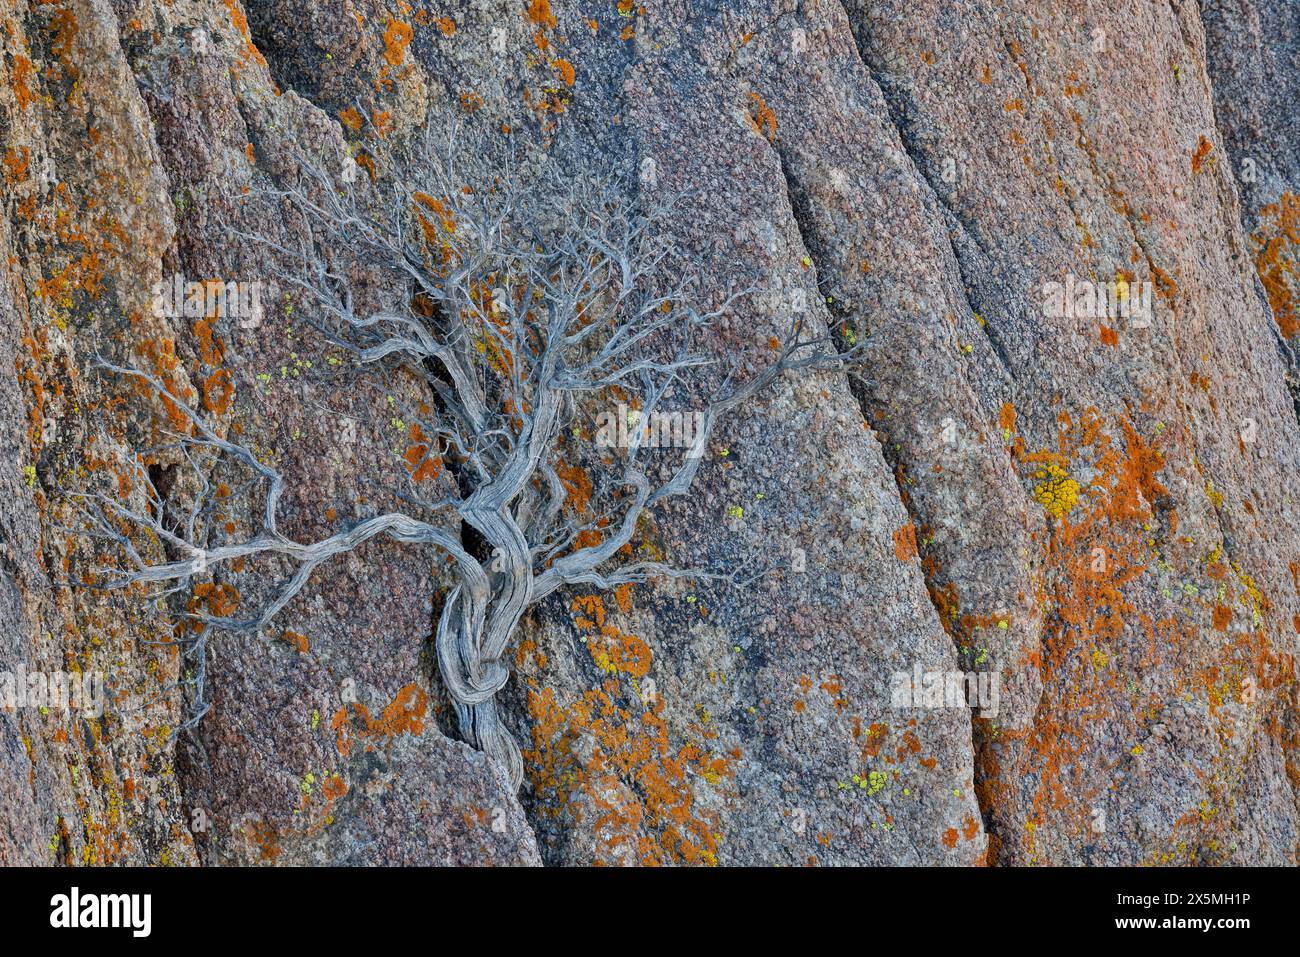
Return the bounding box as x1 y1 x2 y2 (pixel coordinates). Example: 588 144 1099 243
1191 136 1214 175
48 6 79 73
187 582 241 630
246 820 281 862
1252 191 1299 339
614 582 634 615
998 401 1016 435
524 682 731 865
11 55 34 110
321 774 348 800
515 637 549 670
570 593 606 631
413 191 457 261
404 422 443 482
973 406 1285 863
3 147 30 185
517 590 733 868
223 0 269 71
383 18 414 66
555 461 594 516
201 369 233 415
339 107 363 132
526 0 556 30
591 626 651 678
747 92 777 140
193 318 224 366
554 58 575 86
331 683 428 757
135 338 192 433
893 522 919 561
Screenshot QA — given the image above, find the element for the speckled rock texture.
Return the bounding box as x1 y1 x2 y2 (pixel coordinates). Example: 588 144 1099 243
0 0 1297 866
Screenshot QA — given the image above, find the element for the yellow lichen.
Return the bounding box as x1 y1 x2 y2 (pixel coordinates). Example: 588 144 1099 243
1032 463 1080 519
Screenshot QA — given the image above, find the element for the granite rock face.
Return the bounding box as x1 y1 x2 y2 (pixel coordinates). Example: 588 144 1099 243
1 0 1296 866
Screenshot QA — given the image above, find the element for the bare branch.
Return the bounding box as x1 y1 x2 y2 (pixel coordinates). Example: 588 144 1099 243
67 129 862 792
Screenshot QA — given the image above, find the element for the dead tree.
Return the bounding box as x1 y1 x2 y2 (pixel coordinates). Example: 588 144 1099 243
71 129 862 791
